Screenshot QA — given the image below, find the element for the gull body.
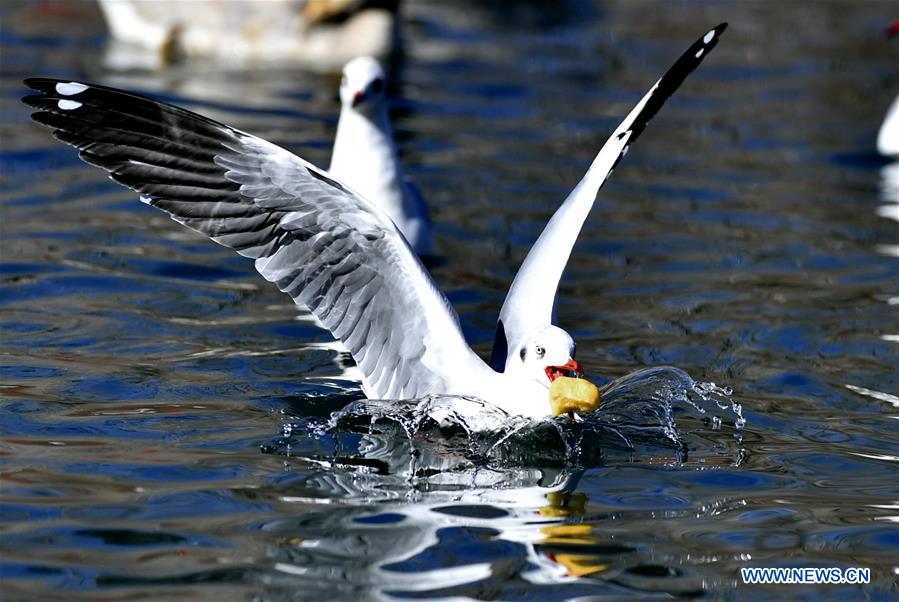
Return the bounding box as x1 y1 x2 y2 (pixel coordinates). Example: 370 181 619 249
23 25 726 424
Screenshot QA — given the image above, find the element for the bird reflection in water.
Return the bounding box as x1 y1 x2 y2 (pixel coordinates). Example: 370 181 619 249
259 367 742 598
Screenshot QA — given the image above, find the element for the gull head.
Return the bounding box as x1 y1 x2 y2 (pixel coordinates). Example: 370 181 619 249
516 325 583 386
513 325 600 417
340 56 387 113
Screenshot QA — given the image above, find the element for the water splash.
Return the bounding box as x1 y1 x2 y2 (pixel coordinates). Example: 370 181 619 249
268 366 746 477
689 379 745 430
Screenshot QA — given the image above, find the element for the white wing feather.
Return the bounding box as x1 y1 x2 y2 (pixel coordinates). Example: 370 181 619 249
24 79 489 399
492 24 728 371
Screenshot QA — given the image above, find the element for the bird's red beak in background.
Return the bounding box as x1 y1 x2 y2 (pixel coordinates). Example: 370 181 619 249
887 20 899 37
352 91 365 107
545 359 584 382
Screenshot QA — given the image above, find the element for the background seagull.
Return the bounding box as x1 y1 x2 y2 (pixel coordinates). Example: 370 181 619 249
23 24 726 423
880 97 899 157
877 20 899 157
330 56 432 256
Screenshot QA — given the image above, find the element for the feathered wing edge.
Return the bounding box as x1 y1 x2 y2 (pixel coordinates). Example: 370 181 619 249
491 23 727 371
22 78 490 399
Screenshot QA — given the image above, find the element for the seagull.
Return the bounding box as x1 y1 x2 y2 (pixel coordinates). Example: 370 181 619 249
880 97 899 157
23 24 726 422
330 56 432 256
877 21 899 157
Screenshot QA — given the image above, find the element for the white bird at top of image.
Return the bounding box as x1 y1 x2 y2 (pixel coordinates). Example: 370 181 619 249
96 0 398 71
877 21 899 157
329 56 432 256
877 20 899 225
23 24 727 426
879 96 899 157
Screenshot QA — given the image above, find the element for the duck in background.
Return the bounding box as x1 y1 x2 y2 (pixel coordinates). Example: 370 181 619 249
97 0 399 72
330 56 432 256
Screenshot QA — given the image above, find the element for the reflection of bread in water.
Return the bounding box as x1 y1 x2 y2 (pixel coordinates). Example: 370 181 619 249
549 376 600 416
539 522 609 577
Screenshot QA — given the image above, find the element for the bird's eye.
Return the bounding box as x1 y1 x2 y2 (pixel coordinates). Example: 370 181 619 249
535 345 545 358
371 78 384 93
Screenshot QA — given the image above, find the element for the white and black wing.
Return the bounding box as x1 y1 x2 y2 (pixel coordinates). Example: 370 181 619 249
23 79 488 399
491 23 727 371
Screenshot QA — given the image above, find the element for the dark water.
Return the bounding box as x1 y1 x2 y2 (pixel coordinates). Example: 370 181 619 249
2 1 898 600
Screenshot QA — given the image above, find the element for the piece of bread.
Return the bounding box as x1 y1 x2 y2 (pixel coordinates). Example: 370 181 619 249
549 376 600 416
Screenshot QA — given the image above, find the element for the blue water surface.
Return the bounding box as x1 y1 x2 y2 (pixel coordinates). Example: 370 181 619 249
1 1 898 600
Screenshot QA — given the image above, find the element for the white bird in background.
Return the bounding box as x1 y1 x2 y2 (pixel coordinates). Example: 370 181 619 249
23 24 726 423
879 96 899 157
877 20 899 158
877 20 899 225
96 0 398 71
330 56 432 256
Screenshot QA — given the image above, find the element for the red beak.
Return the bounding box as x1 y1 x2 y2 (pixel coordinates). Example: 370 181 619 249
351 90 365 107
888 20 899 37
545 359 584 382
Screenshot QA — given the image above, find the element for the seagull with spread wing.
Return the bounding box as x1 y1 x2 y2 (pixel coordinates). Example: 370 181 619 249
23 24 726 422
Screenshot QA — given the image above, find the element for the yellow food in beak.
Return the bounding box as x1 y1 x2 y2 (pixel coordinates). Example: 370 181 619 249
548 376 600 416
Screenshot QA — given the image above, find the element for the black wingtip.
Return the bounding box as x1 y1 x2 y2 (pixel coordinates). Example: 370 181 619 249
703 23 728 49
616 23 728 147
709 23 728 44
21 94 44 110
23 77 62 93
